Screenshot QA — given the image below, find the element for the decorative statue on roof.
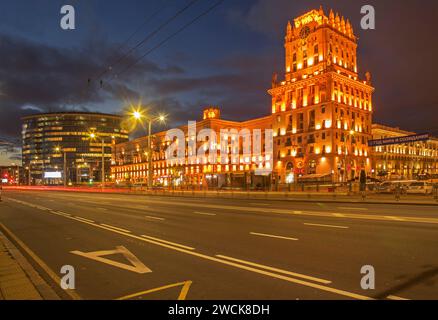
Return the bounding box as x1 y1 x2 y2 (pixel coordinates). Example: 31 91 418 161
365 71 372 84
272 72 278 87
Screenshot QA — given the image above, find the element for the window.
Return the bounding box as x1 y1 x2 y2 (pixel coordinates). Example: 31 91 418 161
303 49 308 68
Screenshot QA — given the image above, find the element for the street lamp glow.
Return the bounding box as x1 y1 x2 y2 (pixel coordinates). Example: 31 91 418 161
90 133 96 139
133 111 142 120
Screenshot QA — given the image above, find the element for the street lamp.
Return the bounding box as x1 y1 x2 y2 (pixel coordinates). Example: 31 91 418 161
129 107 167 188
88 133 109 187
55 146 68 187
343 130 355 182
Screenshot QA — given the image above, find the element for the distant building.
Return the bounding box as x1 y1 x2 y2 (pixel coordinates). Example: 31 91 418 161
111 107 272 188
0 165 22 185
371 124 438 180
22 112 128 185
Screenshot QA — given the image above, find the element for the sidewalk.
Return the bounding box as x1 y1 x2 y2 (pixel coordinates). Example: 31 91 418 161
0 231 59 300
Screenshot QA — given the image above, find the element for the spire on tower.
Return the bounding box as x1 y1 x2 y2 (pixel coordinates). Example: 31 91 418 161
335 13 341 31
346 19 352 37
329 9 335 26
341 16 346 33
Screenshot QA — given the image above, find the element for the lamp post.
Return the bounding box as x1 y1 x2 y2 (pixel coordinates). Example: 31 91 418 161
89 133 107 187
343 130 355 183
131 109 167 189
55 147 68 187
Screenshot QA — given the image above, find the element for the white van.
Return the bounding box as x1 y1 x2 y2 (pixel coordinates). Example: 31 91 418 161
406 182 433 195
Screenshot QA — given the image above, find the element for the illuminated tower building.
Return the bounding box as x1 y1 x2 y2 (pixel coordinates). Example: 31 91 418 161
269 7 374 183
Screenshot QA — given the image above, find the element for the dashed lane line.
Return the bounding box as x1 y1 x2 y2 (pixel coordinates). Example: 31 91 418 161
193 211 217 216
250 232 298 241
145 215 165 221
303 223 349 229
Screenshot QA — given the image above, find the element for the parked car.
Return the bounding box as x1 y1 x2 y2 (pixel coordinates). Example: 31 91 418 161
375 180 415 194
406 181 433 195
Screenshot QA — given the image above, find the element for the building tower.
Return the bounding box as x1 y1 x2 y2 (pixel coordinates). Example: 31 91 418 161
269 7 374 183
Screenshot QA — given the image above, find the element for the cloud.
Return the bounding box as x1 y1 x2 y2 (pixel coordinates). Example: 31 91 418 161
0 33 184 138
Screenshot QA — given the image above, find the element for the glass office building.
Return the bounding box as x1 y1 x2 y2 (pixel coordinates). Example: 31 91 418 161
22 112 129 185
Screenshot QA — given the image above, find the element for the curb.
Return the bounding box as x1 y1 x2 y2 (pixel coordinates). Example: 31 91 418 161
0 230 60 300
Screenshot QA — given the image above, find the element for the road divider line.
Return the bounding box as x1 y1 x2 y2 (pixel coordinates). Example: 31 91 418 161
215 255 331 284
0 222 82 300
145 215 165 221
73 217 95 224
4 196 375 300
304 223 349 229
384 216 406 222
141 235 195 251
250 232 298 241
387 295 409 300
193 211 217 216
100 224 132 233
333 213 346 217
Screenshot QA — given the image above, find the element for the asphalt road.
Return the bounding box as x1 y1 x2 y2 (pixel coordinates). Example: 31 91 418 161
0 189 437 300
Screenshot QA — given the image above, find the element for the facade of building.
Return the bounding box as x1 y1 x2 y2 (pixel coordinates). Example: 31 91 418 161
0 165 23 185
22 112 128 185
371 124 438 180
112 108 272 188
110 7 437 187
270 8 373 184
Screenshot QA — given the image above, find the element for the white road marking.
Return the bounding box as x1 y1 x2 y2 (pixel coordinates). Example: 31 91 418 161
337 207 368 211
333 213 346 217
304 223 349 229
100 224 131 233
97 208 108 211
384 216 406 222
216 255 331 284
145 215 165 221
73 217 95 223
71 246 151 274
193 211 217 216
141 235 195 250
387 295 409 300
250 232 298 241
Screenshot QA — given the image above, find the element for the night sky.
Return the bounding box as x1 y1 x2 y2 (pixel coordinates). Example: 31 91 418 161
1 0 438 165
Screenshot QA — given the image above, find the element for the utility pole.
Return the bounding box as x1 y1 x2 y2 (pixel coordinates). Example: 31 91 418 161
101 137 105 187
148 120 153 189
63 151 67 187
